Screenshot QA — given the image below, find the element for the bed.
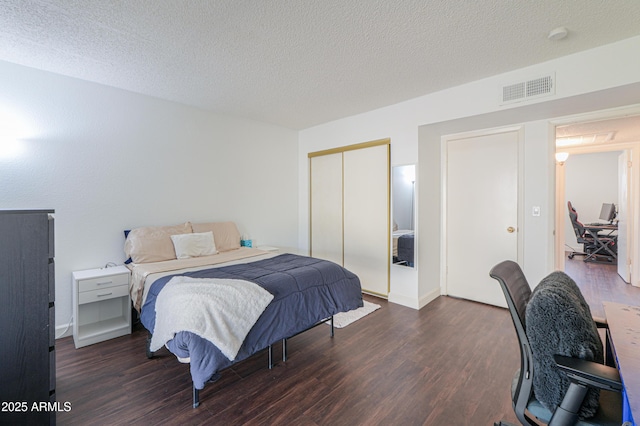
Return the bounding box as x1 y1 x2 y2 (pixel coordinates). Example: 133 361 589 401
392 229 414 266
125 221 363 407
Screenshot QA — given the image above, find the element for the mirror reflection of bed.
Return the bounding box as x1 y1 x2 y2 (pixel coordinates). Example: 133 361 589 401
392 164 416 267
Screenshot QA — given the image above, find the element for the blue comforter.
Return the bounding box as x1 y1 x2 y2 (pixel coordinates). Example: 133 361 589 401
397 234 414 266
140 253 362 389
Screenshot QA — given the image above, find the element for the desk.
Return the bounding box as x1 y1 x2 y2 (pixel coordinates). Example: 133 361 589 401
603 302 640 426
583 223 618 263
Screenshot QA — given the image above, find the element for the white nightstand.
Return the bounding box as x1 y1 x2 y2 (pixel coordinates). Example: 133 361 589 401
72 265 131 349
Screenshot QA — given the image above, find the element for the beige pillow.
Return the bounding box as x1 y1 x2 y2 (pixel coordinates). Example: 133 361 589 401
171 231 217 259
124 222 192 263
191 221 241 252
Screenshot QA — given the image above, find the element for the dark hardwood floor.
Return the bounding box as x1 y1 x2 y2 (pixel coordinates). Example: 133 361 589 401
564 254 640 319
55 258 640 425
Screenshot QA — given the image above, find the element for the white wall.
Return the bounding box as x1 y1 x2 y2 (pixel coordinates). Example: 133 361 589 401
299 36 640 309
564 151 621 248
0 61 299 335
4 35 640 329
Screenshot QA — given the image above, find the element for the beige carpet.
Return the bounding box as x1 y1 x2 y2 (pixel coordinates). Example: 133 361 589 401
327 300 381 328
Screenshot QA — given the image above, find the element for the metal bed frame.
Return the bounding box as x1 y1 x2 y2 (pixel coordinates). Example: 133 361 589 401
145 316 335 408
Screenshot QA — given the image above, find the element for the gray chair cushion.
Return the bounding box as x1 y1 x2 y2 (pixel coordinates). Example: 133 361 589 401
525 271 603 419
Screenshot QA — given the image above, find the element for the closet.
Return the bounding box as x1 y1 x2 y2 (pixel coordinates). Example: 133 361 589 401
309 139 390 296
0 210 56 424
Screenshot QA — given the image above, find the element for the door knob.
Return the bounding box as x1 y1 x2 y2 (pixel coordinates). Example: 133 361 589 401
507 227 515 233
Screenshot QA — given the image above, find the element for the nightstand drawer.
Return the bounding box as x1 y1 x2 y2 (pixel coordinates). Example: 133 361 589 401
78 284 128 305
77 273 129 292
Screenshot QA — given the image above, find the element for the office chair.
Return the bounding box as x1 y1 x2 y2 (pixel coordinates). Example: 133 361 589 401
489 260 623 426
567 201 617 263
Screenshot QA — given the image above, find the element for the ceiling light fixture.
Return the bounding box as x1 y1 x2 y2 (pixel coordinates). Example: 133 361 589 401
548 27 569 41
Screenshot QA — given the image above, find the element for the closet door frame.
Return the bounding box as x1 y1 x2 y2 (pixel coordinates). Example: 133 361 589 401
309 138 391 297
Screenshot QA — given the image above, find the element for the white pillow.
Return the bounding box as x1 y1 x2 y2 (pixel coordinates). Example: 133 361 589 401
170 232 217 259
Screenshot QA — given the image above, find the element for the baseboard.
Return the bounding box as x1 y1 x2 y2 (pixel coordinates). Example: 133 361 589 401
388 292 418 309
388 288 440 310
55 323 73 339
418 288 441 309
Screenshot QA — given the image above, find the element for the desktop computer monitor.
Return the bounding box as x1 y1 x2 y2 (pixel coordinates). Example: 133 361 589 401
599 203 616 223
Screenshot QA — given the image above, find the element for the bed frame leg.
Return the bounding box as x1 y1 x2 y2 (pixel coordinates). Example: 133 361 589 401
268 344 273 369
282 338 287 362
193 385 200 408
330 316 334 337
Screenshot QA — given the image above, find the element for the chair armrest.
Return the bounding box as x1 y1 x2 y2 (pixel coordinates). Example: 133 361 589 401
553 354 622 392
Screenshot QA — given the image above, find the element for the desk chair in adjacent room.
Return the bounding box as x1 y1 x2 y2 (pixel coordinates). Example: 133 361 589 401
567 201 617 263
489 260 624 426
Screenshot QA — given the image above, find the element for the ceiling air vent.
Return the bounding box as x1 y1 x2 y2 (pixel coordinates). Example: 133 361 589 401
501 74 555 105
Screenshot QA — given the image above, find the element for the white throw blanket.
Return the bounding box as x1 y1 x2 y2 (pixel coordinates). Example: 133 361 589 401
150 276 274 360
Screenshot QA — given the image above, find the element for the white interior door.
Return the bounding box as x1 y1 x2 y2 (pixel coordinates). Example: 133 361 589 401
343 144 389 296
445 129 519 307
310 153 343 265
617 151 630 282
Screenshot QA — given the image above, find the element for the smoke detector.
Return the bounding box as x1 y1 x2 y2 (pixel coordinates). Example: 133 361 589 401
548 27 569 41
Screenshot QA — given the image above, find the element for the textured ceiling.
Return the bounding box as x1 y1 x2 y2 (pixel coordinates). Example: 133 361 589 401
1 0 640 129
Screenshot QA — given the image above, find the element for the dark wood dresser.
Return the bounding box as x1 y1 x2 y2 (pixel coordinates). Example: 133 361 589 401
0 210 55 424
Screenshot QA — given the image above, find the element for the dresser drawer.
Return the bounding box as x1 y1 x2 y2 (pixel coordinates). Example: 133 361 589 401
77 273 129 292
78 284 128 304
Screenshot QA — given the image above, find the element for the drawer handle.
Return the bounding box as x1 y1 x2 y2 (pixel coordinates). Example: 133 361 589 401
96 281 113 286
97 292 113 298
